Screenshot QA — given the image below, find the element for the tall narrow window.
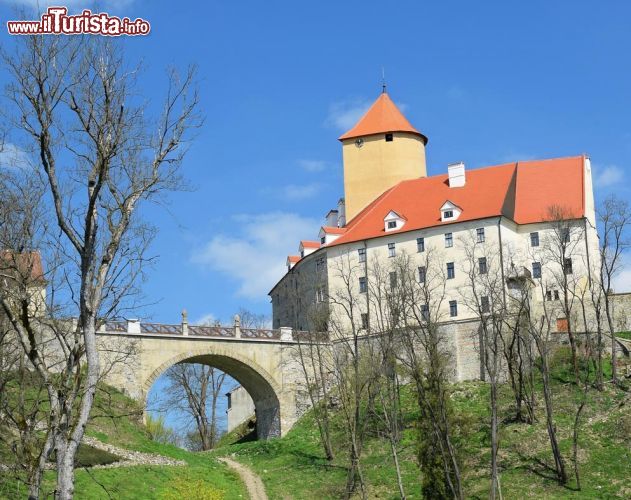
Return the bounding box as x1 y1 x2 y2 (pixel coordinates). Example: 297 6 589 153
530 232 539 247
447 262 455 279
389 271 397 291
564 258 573 275
358 248 366 263
449 300 458 317
481 295 490 313
532 261 541 279
479 257 488 274
421 304 430 321
417 237 425 253
388 242 396 257
361 313 369 330
445 233 453 248
359 277 367 293
476 228 485 243
418 266 427 283
546 290 552 301
561 228 570 243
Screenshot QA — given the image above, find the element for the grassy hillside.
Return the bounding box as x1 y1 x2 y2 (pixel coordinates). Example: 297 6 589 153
0 385 247 500
214 350 631 499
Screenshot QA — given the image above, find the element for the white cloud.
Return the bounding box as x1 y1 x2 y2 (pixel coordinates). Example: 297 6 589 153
0 143 31 170
325 98 372 131
298 159 328 173
594 165 624 188
282 183 321 200
191 212 320 300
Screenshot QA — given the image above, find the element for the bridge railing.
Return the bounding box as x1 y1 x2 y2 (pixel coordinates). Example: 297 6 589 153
98 315 330 343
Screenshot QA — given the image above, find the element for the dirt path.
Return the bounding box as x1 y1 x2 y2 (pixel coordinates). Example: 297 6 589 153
218 457 268 500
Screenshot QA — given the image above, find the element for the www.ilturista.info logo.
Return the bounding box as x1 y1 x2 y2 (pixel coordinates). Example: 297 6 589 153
7 7 150 36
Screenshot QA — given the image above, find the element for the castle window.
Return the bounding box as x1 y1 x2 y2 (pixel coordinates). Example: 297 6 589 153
479 257 487 275
477 228 485 243
449 300 458 317
388 243 396 257
358 248 366 263
445 233 453 248
444 210 454 219
361 313 369 330
389 271 397 291
421 304 430 321
564 258 573 275
385 133 393 142
418 266 426 283
530 232 540 247
561 228 570 243
481 296 490 313
359 276 367 293
417 237 425 252
320 236 326 244
447 262 455 279
532 261 541 278
387 221 397 229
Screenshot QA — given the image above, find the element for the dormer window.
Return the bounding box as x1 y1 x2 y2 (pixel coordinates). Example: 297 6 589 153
384 210 405 232
440 201 462 222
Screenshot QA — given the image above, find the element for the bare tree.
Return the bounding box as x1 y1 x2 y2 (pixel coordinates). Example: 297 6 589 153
598 196 631 385
236 307 271 329
459 233 506 500
327 252 380 499
159 363 227 451
524 278 568 484
542 205 586 385
393 249 463 500
366 257 407 499
294 298 335 462
0 34 199 499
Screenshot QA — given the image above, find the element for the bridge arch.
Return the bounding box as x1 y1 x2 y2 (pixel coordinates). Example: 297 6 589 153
143 348 282 439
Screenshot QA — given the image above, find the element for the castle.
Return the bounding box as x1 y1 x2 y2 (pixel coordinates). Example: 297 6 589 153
269 90 600 381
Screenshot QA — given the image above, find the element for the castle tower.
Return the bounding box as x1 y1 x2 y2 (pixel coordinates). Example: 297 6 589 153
339 91 428 222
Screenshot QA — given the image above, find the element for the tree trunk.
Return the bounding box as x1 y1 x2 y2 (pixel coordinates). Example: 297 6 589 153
489 380 499 500
540 356 567 484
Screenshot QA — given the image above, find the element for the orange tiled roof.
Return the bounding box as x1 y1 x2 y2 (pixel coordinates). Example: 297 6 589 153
321 226 347 235
329 156 586 247
300 240 320 249
287 255 301 263
339 92 427 143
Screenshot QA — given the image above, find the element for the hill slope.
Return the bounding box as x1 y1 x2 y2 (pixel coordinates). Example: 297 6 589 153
213 352 631 499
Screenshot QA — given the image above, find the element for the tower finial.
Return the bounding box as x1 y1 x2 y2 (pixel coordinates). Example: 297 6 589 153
381 66 386 93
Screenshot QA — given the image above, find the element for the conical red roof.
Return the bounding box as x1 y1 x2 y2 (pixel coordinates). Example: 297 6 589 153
338 92 427 143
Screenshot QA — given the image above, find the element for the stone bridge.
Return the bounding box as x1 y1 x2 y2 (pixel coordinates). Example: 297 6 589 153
96 316 315 439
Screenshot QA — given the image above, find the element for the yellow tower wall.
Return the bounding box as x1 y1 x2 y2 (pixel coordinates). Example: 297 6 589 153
342 132 427 222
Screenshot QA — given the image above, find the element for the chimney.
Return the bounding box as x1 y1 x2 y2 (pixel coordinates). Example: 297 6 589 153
448 162 466 188
325 209 338 227
337 198 346 227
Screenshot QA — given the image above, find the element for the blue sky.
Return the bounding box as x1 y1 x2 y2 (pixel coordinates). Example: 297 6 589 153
2 0 631 325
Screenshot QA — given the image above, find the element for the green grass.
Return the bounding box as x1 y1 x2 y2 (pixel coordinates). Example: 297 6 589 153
616 331 631 340
0 384 248 500
212 349 631 499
